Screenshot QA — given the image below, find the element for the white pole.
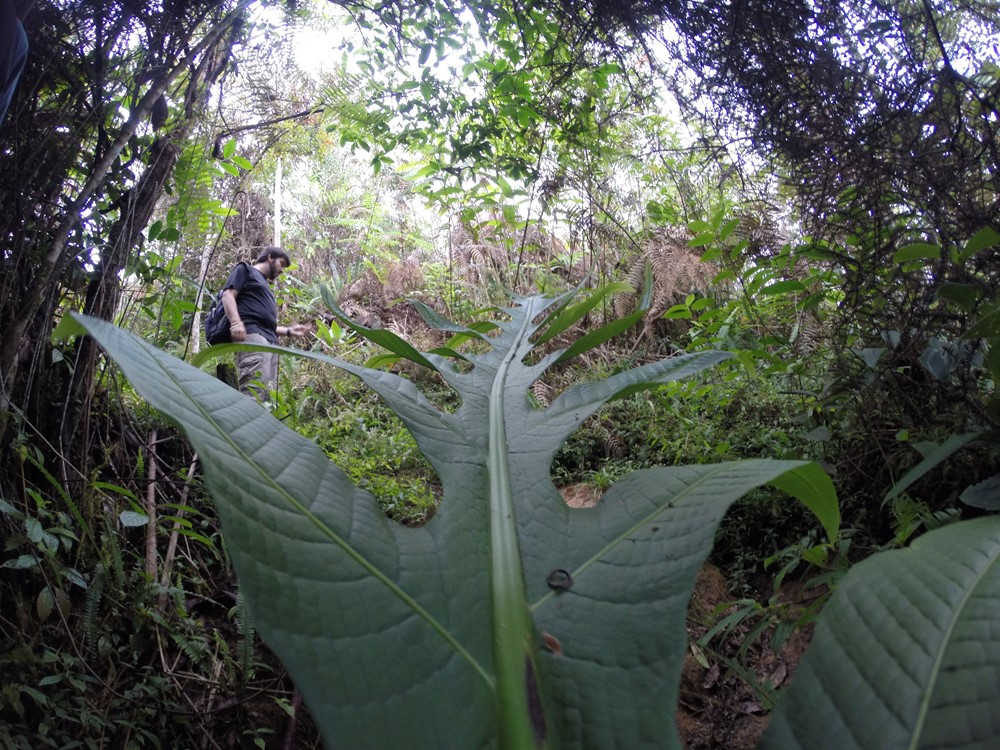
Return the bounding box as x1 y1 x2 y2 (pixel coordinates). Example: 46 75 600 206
273 157 282 247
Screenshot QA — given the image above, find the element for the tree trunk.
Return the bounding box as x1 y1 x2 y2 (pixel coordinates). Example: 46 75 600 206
57 137 182 483
0 2 251 413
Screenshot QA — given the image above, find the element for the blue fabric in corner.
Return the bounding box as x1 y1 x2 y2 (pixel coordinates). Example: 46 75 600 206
1 0 28 124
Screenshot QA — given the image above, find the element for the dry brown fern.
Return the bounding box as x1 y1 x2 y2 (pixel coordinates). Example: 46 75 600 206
615 230 717 320
333 257 452 360
384 256 425 302
791 309 827 357
727 210 791 260
531 380 554 409
450 216 569 292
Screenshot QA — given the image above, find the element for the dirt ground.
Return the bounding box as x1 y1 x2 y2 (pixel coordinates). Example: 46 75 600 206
560 483 814 750
677 565 814 750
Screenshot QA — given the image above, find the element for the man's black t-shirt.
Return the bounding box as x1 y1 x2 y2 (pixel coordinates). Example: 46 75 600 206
224 263 278 343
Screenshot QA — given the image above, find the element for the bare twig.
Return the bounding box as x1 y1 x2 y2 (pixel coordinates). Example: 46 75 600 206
215 107 325 141
160 452 201 606
145 429 158 580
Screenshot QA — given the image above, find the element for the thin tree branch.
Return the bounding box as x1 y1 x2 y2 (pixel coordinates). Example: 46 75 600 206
215 106 325 141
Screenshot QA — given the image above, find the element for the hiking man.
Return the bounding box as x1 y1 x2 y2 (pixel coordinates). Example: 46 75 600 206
220 246 308 398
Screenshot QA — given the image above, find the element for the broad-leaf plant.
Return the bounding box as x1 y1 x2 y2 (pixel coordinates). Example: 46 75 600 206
64 285 999 749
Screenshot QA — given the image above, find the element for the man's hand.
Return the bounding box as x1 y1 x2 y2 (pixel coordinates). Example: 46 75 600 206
286 323 309 339
231 321 247 342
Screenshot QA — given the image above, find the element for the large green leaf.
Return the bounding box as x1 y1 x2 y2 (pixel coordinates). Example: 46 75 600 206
71 293 837 749
761 516 1000 750
881 432 982 508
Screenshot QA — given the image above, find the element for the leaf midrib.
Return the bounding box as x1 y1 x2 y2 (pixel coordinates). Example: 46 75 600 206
906 536 1000 750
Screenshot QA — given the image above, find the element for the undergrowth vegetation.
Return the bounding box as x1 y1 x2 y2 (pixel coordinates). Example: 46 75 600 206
1 423 315 748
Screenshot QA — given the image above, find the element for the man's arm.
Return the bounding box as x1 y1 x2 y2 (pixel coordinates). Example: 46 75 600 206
221 288 246 342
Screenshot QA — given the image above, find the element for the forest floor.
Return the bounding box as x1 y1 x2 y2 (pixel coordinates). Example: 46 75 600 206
677 565 814 750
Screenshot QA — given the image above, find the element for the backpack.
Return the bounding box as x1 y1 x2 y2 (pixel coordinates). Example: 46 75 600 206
203 262 249 345
203 289 230 345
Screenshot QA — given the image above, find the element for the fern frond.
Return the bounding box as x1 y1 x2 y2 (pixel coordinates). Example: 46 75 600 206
616 232 717 320
235 589 255 679
101 515 126 591
170 573 187 615
172 628 210 667
83 563 106 651
530 381 553 409
213 628 235 676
